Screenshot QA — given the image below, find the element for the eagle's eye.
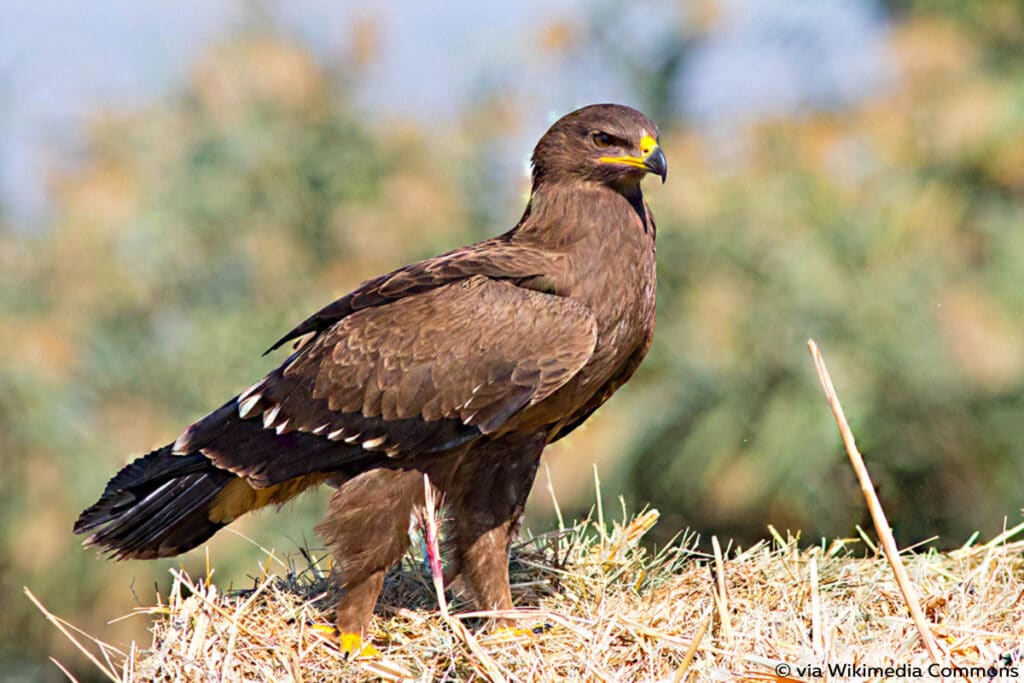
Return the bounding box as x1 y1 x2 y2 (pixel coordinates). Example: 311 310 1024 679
591 132 613 148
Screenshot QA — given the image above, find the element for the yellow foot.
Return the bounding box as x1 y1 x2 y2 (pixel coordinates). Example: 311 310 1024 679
486 622 553 643
340 632 381 659
308 624 380 659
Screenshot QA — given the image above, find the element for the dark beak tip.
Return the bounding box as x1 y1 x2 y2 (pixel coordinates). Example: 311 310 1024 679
646 147 668 184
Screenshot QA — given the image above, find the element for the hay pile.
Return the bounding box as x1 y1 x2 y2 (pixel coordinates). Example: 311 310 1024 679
30 343 1023 681
33 506 1024 682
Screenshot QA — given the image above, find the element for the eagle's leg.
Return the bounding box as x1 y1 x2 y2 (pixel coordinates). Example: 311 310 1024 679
318 456 464 649
449 435 545 623
317 466 424 651
334 569 387 635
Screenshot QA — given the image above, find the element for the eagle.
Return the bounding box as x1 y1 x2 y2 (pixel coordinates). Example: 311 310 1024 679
75 103 666 652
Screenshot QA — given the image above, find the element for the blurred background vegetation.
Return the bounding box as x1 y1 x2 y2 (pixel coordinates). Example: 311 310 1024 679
2 0 1023 679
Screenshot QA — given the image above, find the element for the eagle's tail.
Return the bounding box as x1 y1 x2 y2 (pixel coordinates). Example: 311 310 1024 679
73 445 235 559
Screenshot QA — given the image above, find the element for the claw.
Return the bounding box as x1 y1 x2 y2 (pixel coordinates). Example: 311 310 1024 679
308 623 380 659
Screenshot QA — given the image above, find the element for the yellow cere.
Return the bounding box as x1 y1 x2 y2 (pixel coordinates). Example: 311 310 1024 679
638 133 658 157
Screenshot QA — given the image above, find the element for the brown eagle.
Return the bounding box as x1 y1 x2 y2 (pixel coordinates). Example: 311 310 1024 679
75 103 666 648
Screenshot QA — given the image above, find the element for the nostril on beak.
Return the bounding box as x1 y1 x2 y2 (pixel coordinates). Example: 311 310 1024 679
639 133 658 159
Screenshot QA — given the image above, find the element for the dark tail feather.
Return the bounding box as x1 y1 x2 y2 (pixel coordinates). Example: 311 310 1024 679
74 445 235 559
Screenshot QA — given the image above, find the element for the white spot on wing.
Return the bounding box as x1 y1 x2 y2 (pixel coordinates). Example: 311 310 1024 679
328 428 346 441
239 378 266 402
172 427 196 454
362 435 386 449
238 394 262 419
262 405 281 429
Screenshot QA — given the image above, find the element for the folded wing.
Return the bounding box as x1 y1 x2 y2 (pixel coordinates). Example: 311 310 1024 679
175 276 597 488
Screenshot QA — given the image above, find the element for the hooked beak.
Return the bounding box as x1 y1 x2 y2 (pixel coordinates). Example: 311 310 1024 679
599 133 668 183
644 146 668 183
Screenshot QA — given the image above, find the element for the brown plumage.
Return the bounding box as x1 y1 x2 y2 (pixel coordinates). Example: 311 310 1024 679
75 103 666 637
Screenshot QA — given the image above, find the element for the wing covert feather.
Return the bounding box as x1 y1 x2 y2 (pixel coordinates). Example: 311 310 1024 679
265 241 559 353
290 275 596 434
176 276 596 486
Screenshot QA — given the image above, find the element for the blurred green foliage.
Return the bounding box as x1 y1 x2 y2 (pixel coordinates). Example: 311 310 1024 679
632 2 1024 546
2 3 1024 679
0 33 475 679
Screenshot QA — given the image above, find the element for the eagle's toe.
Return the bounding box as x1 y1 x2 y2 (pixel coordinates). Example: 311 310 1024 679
309 624 380 659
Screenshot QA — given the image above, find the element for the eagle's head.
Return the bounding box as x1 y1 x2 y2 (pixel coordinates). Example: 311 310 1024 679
531 104 667 191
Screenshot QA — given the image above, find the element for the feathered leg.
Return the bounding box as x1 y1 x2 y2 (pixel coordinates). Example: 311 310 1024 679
318 467 420 640
317 454 464 648
448 435 545 619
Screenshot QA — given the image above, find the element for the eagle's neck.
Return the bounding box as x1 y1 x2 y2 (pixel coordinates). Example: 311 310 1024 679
513 179 656 383
513 181 648 247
